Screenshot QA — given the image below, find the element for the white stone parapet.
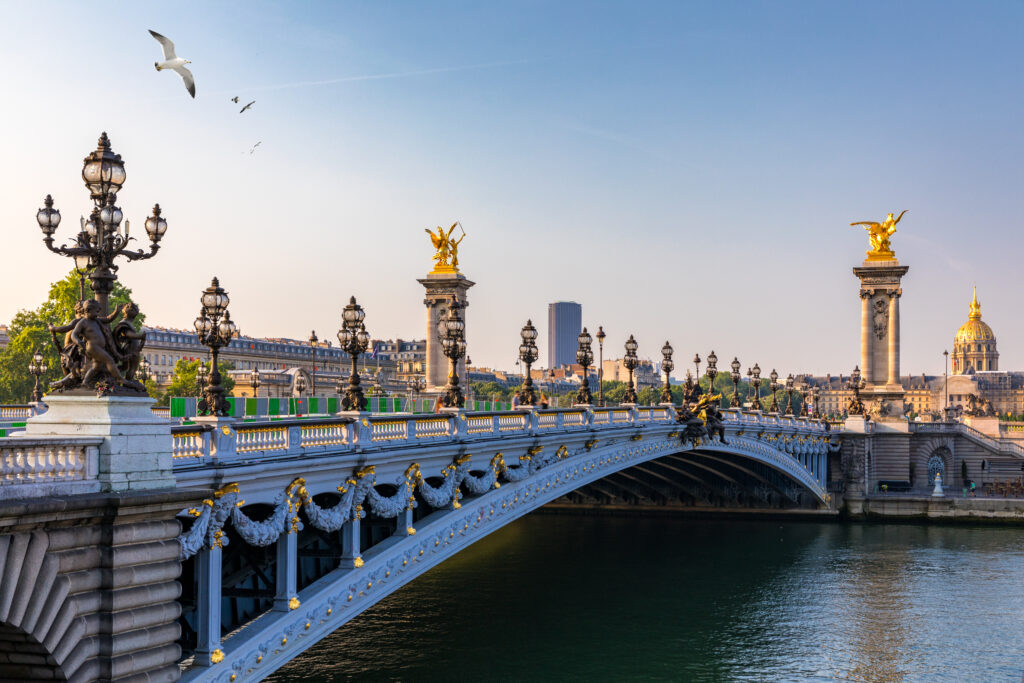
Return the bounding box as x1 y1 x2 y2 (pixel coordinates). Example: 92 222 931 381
0 436 102 499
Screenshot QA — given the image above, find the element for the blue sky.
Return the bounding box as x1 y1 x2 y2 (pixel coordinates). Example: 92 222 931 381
1 1 1022 375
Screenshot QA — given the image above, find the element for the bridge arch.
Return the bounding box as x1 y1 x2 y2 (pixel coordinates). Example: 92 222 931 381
179 424 832 681
0 532 80 682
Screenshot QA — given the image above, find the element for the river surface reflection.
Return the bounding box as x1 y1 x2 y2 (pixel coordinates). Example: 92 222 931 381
269 516 1024 682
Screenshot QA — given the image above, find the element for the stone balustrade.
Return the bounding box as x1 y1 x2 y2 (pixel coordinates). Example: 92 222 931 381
0 437 102 499
168 406 688 466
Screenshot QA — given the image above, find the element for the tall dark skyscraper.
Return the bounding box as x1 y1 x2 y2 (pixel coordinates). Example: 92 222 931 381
548 301 582 368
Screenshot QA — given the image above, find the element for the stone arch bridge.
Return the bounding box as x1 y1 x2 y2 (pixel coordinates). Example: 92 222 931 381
6 405 1022 681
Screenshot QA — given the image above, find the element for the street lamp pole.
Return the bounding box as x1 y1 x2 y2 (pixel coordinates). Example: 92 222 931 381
194 278 237 417
518 319 539 406
705 350 718 399
309 331 318 398
943 349 949 415
35 133 168 394
784 374 795 415
28 350 46 403
250 367 261 398
623 335 639 404
575 328 594 405
596 326 606 407
750 363 762 411
438 296 467 408
769 368 780 414
693 353 702 395
337 296 371 412
660 341 675 404
729 357 741 408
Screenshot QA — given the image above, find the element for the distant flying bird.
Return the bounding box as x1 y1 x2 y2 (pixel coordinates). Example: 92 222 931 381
231 96 239 103
239 100 256 114
249 141 262 154
149 30 195 98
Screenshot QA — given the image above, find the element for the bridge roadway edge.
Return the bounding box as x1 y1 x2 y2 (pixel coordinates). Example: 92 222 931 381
182 423 829 683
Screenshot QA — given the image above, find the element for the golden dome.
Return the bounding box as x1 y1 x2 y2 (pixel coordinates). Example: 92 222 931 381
955 286 995 343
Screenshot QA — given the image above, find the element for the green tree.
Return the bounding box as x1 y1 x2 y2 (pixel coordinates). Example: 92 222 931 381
0 271 142 403
159 359 235 407
468 380 514 403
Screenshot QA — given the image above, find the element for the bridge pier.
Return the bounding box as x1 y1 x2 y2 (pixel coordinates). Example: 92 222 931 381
341 517 361 568
274 532 299 612
194 545 223 666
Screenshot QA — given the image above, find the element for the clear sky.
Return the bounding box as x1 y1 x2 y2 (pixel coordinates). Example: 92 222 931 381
2 1 1022 377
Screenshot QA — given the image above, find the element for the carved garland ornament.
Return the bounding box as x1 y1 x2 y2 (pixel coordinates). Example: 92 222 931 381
178 444 578 560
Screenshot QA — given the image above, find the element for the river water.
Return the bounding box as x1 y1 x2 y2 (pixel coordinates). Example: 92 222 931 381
269 516 1024 682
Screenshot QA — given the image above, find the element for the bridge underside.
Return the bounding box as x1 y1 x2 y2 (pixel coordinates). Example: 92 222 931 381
557 449 824 511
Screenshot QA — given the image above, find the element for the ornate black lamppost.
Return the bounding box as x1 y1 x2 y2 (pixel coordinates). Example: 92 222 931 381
337 296 371 411
784 374 795 415
138 357 151 384
250 367 261 397
438 297 467 408
408 376 426 411
575 328 594 405
750 363 762 410
295 374 307 397
596 326 606 406
811 386 822 419
194 278 237 417
35 133 168 394
693 353 702 395
623 335 639 404
847 365 866 415
28 349 46 402
36 134 167 316
518 319 539 406
730 357 742 408
309 331 318 397
706 350 718 397
769 368 780 413
660 341 674 404
943 349 950 416
196 361 208 399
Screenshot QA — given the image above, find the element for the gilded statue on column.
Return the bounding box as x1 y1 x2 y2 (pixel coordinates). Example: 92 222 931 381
425 222 465 274
850 210 907 261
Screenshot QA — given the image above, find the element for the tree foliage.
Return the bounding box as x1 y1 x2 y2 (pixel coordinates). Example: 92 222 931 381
158 359 235 407
0 271 142 403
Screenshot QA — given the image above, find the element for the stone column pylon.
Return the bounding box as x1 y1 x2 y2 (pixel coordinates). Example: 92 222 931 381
853 259 908 419
417 272 475 390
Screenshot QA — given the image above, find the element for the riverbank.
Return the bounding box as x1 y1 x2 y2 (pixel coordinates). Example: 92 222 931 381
844 494 1024 524
543 497 1024 525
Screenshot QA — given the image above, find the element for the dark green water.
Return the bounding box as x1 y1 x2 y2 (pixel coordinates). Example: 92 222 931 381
270 516 1024 682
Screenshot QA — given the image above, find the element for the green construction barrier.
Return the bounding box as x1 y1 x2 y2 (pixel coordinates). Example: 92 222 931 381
328 397 338 413
245 398 258 416
170 397 187 418
309 397 319 414
268 398 280 416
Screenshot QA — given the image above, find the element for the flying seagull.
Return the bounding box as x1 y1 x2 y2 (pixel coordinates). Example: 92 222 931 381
231 96 239 103
249 141 262 154
149 29 195 98
239 100 256 114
